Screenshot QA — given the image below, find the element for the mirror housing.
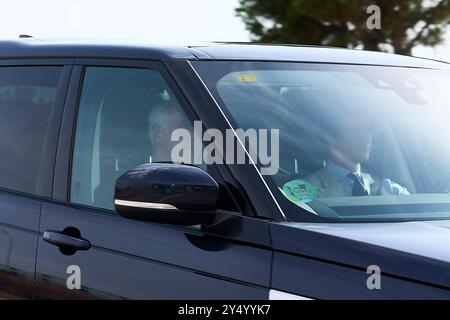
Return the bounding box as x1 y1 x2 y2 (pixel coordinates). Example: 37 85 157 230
114 163 218 225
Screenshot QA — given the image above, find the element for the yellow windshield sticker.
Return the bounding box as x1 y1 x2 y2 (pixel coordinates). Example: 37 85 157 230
236 74 257 82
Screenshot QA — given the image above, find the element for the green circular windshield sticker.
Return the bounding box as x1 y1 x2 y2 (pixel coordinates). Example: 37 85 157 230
282 179 317 203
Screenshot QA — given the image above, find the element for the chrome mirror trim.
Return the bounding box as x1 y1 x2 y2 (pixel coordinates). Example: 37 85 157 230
114 199 179 211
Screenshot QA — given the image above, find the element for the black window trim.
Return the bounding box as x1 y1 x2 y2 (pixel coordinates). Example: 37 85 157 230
166 60 286 222
0 59 72 199
52 58 244 215
49 58 274 247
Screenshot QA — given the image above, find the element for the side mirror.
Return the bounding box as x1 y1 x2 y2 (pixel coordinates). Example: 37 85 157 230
114 163 218 225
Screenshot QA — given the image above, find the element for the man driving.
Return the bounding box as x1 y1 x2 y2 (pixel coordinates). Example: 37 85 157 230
306 113 410 198
148 98 192 163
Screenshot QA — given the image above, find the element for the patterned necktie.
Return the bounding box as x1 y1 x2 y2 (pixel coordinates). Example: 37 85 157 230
348 172 369 196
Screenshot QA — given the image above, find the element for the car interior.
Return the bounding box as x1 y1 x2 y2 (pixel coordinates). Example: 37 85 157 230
71 69 168 209
217 82 418 196
0 68 60 194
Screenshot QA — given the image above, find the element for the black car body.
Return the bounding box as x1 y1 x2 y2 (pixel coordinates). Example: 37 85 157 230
0 39 449 299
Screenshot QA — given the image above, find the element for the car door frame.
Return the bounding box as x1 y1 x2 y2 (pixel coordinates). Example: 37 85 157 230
43 57 279 298
0 58 74 198
0 58 73 299
52 58 284 241
165 60 287 222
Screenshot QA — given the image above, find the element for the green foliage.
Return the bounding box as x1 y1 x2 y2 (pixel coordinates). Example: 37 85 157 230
236 0 450 55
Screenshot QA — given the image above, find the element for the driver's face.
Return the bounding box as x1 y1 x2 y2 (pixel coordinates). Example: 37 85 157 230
163 109 188 141
335 116 373 163
150 106 191 160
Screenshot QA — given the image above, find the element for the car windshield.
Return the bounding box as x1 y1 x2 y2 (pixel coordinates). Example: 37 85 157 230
191 60 450 223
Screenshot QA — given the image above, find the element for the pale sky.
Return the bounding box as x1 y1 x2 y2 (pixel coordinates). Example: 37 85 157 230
0 0 448 62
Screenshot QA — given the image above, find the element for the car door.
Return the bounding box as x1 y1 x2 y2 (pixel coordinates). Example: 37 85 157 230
34 60 273 299
0 62 70 299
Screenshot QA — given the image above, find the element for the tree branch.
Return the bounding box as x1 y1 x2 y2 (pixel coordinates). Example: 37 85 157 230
406 0 449 51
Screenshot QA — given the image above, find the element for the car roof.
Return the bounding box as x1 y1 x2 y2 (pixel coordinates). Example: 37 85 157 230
0 39 197 60
191 44 449 69
0 38 448 69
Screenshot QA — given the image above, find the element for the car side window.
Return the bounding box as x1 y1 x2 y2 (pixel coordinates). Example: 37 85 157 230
0 66 62 195
71 67 192 210
71 66 240 213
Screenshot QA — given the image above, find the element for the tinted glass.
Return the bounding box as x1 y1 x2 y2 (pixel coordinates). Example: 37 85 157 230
192 61 450 223
71 67 195 210
0 66 61 194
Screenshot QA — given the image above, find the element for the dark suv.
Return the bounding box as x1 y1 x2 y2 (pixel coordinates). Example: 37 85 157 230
0 39 449 299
